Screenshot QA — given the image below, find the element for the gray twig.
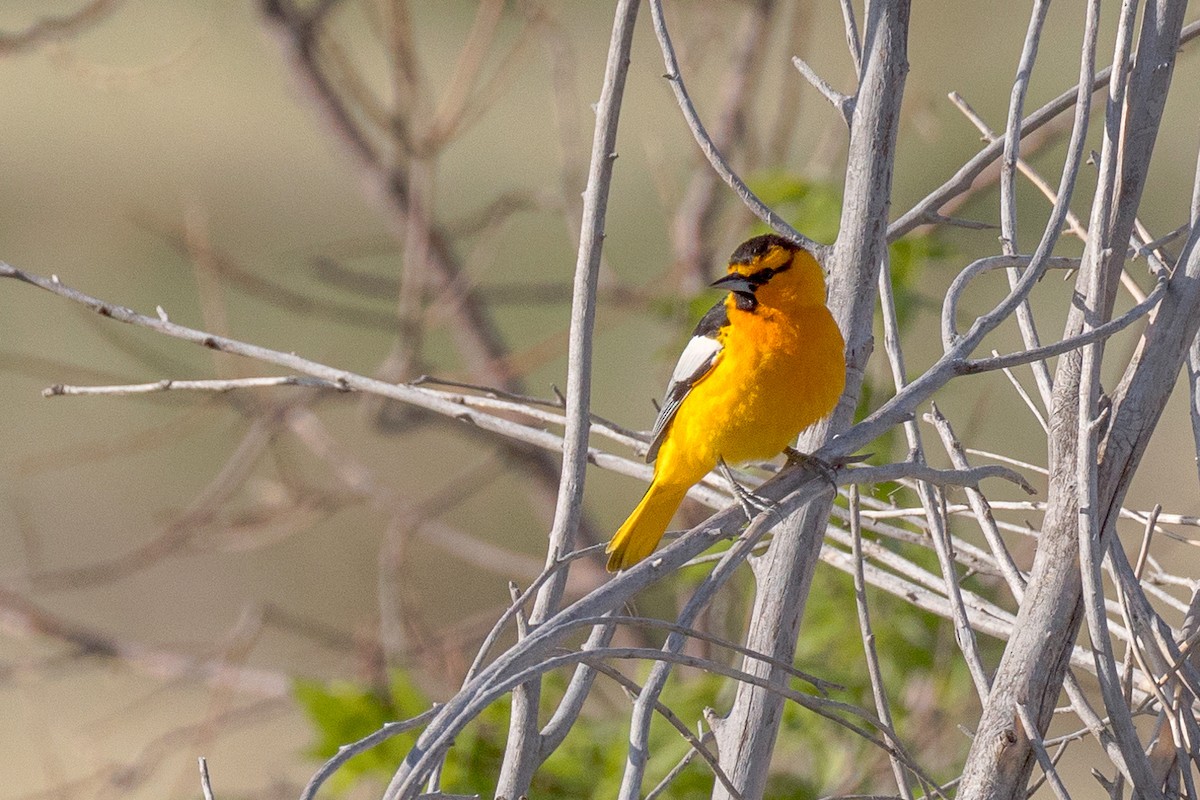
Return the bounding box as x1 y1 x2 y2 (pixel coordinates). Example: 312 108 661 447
850 486 915 799
889 19 1200 242
647 0 820 252
711 3 912 795
494 0 639 794
198 757 216 800
837 0 863 77
877 252 991 702
302 707 442 800
792 56 853 125
42 375 341 396
1015 702 1074 800
997 0 1055 407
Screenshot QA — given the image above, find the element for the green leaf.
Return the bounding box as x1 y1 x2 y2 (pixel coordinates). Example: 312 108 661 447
294 677 418 792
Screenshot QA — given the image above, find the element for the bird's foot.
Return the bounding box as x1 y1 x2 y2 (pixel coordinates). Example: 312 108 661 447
718 457 773 522
783 447 839 490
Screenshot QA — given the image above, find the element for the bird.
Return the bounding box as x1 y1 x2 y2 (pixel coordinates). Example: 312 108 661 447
605 233 846 572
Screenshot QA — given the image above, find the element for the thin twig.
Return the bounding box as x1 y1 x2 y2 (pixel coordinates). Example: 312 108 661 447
841 462 1034 496
42 375 342 397
575 657 743 800
949 91 1159 303
0 262 684 498
956 277 1167 375
646 0 819 252
495 2 639 791
0 0 122 54
926 406 1028 598
850 485 915 799
1071 1 1168 793
993 0 1057 409
198 758 216 800
837 0 862 77
644 727 715 800
1015 702 1074 800
889 19 1200 242
301 707 442 800
992 352 1049 432
876 253 991 701
792 56 853 125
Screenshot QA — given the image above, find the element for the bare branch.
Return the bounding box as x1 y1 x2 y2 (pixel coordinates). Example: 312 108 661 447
644 727 716 800
579 657 743 800
0 262 676 496
713 2 911 795
842 462 1034 496
957 276 1168 375
889 19 1200 242
961 0 1193 794
850 485 914 800
302 707 442 800
792 56 853 125
995 0 1057 409
0 0 121 54
926 405 1028 597
670 0 777 291
875 256 991 702
42 375 341 397
198 757 216 800
1016 702 1074 800
837 0 863 78
496 2 638 790
949 92 1163 299
647 0 820 252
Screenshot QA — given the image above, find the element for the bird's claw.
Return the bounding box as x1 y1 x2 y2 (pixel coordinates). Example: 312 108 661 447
783 447 838 490
718 457 774 522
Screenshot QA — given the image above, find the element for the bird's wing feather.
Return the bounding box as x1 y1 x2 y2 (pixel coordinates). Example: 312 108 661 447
645 299 728 463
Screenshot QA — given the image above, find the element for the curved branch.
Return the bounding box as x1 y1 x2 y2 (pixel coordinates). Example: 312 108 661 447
300 707 442 800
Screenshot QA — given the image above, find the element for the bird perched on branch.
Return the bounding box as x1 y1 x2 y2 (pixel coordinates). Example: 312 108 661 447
605 234 846 571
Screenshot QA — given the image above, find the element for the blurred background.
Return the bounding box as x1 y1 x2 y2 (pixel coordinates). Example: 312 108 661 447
2 1 1199 798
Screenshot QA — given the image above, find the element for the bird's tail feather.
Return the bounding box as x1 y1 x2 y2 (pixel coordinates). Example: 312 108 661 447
606 481 689 571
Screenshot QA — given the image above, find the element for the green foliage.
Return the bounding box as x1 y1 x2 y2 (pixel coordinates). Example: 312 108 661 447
767 565 981 795
295 669 729 798
749 173 843 245
888 232 948 332
293 673 428 793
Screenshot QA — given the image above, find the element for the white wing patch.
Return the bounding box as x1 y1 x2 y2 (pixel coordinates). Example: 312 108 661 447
669 335 722 388
645 333 723 463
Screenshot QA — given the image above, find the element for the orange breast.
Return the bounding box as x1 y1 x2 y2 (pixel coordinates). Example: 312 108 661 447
653 303 845 488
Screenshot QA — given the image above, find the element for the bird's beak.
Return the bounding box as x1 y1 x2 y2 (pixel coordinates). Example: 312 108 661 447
710 272 755 296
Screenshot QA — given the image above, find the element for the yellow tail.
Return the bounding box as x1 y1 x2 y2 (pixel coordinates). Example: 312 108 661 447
606 481 690 571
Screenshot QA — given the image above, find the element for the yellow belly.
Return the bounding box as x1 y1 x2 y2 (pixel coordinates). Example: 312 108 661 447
653 304 845 489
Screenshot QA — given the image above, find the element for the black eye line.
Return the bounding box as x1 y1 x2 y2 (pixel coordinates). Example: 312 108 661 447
749 253 794 285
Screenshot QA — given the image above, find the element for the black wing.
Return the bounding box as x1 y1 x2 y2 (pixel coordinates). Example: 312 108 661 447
645 299 727 463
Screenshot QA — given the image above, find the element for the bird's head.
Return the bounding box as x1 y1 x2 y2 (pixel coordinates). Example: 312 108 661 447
710 234 827 313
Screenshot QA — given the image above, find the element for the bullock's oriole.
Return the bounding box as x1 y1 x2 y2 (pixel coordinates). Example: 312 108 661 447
605 234 846 571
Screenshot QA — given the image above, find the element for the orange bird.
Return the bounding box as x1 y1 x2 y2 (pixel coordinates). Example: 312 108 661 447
605 234 845 571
